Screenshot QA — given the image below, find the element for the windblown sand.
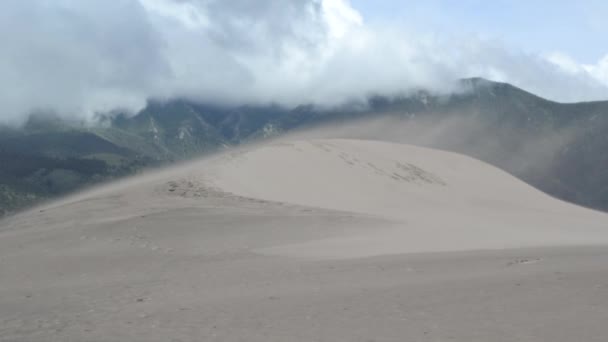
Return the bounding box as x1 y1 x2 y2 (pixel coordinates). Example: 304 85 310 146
1 139 608 341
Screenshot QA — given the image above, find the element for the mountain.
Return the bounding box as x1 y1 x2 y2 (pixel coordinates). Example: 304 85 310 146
0 129 151 216
1 78 608 215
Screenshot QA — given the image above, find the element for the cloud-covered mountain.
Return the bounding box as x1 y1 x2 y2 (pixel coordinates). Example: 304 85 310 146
2 0 608 125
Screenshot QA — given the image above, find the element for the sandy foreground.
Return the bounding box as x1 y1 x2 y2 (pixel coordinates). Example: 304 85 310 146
1 138 608 341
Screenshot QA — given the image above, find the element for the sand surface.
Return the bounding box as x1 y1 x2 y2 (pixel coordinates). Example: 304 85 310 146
1 138 608 341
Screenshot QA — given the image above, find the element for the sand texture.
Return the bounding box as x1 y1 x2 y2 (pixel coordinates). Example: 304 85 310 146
1 139 608 341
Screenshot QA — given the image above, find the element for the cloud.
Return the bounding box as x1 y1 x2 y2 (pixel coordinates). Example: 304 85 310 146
545 51 608 99
0 0 170 124
1 0 608 124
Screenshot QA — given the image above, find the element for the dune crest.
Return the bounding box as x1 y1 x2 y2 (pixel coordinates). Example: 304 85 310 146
163 138 608 258
207 139 579 217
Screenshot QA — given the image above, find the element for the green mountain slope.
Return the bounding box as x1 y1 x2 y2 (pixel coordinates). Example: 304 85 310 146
0 129 153 216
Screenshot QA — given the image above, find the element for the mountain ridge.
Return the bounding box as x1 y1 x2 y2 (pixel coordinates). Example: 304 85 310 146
1 78 608 215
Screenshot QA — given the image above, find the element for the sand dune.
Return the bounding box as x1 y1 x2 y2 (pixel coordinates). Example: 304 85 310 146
1 138 608 341
207 139 608 258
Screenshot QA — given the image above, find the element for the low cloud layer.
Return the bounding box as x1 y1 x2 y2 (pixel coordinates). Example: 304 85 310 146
1 0 608 124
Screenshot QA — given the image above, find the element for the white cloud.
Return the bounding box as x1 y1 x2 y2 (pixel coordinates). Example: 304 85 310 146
0 0 168 124
544 52 608 101
139 0 210 30
321 0 363 39
545 52 584 75
584 55 608 86
0 0 607 124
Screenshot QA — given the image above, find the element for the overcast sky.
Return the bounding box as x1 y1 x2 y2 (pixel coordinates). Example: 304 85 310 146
1 0 608 124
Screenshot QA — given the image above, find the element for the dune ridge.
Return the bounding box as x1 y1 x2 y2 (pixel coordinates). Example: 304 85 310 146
198 139 608 258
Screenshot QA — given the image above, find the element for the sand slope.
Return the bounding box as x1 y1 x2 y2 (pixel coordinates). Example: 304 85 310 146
1 138 608 342
206 139 608 258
